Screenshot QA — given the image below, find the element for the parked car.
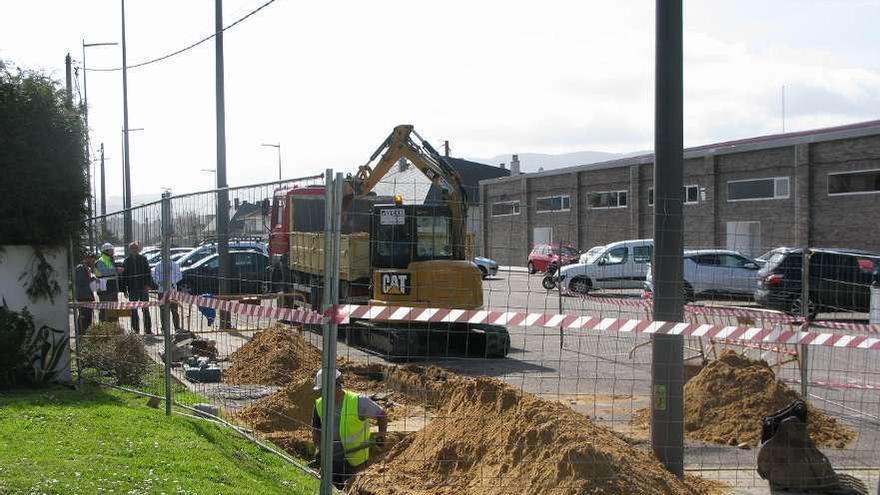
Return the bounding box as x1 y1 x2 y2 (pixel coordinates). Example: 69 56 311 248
527 243 580 274
644 249 761 301
146 247 193 267
579 245 605 265
179 250 269 295
558 239 653 293
474 256 499 279
755 247 880 317
177 240 268 269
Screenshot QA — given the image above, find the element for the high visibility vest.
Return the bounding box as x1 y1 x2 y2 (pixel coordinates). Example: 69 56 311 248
96 254 115 277
316 390 371 467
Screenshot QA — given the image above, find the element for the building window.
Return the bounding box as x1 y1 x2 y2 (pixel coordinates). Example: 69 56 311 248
648 185 700 206
587 190 627 209
491 201 520 217
727 177 790 202
535 195 571 213
828 169 880 196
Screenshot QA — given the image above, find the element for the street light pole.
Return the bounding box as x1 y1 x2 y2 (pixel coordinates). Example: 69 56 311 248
261 143 281 180
82 40 118 249
120 0 133 247
215 0 231 327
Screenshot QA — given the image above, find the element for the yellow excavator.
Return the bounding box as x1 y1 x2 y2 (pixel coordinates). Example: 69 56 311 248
269 125 509 358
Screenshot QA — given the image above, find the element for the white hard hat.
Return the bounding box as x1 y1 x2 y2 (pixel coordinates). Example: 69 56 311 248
101 243 114 252
313 368 342 391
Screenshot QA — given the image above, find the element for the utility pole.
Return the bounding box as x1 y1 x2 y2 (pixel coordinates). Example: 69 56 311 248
100 143 107 236
65 53 73 107
261 143 281 180
121 0 133 247
651 0 685 478
215 0 231 326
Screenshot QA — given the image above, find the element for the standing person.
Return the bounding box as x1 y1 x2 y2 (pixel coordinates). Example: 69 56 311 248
122 242 153 334
152 256 182 334
312 369 388 488
74 253 97 331
95 243 119 322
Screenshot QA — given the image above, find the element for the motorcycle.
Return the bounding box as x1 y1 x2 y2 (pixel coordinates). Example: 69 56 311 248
542 263 560 290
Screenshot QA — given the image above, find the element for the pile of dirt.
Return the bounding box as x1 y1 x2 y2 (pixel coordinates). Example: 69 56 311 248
634 350 855 448
349 376 721 495
235 377 318 432
224 325 322 386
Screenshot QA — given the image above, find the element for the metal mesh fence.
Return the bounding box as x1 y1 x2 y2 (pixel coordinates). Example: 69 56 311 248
69 165 880 494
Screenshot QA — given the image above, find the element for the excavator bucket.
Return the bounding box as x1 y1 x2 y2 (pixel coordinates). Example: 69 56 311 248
756 400 867 494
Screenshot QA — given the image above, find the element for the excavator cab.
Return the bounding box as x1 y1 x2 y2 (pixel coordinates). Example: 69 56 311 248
369 203 483 309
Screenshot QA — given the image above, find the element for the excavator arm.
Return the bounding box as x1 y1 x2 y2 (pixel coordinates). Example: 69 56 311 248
349 125 469 260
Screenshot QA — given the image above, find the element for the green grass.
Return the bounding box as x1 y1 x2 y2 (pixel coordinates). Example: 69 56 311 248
0 385 319 494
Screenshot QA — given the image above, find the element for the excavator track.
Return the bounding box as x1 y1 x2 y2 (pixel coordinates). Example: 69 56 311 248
342 319 510 361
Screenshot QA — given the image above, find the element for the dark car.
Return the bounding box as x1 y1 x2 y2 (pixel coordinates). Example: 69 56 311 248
179 250 269 295
754 247 880 318
527 243 579 274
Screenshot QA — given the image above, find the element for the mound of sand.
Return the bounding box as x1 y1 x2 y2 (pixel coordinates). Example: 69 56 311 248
224 325 322 386
236 377 318 432
684 349 855 448
634 350 855 448
349 376 720 495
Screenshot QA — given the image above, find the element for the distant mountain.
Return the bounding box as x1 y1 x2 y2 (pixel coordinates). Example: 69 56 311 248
472 150 649 173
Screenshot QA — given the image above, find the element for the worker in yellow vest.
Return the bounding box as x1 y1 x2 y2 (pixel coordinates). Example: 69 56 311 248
95 243 119 321
312 368 387 487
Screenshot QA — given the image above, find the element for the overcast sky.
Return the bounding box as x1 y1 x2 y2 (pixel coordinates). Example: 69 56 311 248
2 1 879 198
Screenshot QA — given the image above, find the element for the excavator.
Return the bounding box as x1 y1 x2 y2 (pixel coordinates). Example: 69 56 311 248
267 125 510 359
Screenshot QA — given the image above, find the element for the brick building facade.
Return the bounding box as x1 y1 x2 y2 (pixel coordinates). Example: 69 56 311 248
479 121 880 266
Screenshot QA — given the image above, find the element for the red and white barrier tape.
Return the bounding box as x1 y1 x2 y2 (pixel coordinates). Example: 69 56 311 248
684 305 798 323
810 320 880 334
336 304 880 351
167 290 327 325
571 295 880 334
782 378 880 391
70 299 162 309
69 295 880 350
572 293 651 309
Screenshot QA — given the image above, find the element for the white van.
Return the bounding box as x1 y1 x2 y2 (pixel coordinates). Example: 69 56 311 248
559 239 653 293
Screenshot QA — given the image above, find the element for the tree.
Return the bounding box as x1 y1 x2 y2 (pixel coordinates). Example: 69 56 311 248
0 59 88 247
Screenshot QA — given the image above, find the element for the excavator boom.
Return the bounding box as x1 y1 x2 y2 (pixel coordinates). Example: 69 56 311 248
351 125 468 260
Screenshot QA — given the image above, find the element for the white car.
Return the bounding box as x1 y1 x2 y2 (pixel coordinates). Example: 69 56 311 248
559 239 653 294
644 249 761 301
579 245 605 265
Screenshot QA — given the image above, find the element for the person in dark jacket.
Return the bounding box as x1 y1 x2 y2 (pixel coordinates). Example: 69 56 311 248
122 242 153 334
74 253 97 332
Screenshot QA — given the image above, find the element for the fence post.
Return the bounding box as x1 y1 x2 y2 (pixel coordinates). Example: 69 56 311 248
651 0 685 478
319 170 342 495
68 236 84 388
799 248 810 400
160 192 173 416
870 282 880 325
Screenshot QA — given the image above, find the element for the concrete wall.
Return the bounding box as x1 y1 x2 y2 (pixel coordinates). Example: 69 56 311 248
481 130 880 266
0 246 71 383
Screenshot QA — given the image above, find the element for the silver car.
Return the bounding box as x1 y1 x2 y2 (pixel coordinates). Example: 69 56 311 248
474 256 499 279
645 249 761 301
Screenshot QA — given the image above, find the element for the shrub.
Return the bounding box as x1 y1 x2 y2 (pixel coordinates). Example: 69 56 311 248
0 305 68 387
80 323 150 386
0 306 36 388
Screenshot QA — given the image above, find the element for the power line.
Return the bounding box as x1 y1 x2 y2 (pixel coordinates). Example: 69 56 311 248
86 0 276 72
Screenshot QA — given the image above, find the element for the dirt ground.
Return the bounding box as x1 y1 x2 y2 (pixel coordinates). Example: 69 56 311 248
631 350 856 449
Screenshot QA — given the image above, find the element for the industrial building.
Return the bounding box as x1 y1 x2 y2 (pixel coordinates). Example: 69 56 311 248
479 120 880 266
